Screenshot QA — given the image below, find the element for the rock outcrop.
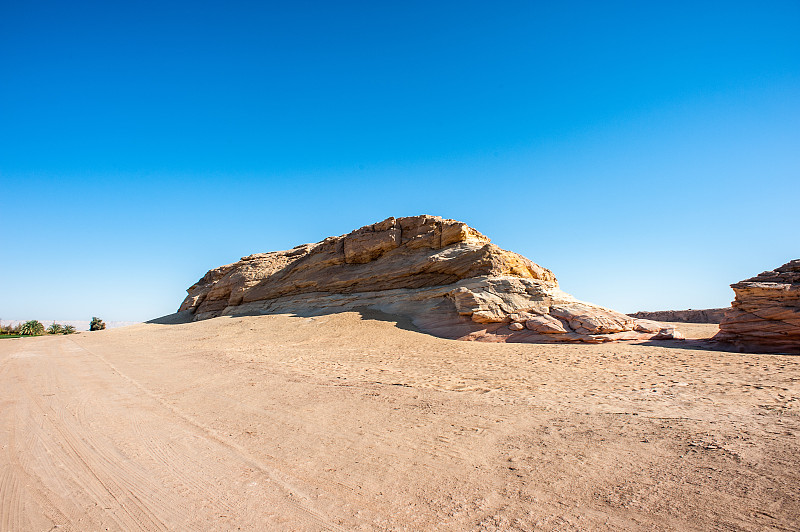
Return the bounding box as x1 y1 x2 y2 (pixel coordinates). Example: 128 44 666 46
178 215 682 343
629 309 727 324
714 260 800 353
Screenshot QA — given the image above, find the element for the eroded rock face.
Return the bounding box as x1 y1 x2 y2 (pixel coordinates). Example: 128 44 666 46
179 215 682 344
714 260 800 353
629 308 727 324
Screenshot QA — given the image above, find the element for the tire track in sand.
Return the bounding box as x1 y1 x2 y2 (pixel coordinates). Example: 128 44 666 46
1 337 348 531
66 338 348 531
5 341 175 531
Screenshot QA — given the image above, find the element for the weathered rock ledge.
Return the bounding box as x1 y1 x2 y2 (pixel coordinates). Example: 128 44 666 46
629 309 727 324
179 215 682 343
714 259 800 353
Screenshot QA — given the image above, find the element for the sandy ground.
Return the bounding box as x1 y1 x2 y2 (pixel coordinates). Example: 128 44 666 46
1 314 798 531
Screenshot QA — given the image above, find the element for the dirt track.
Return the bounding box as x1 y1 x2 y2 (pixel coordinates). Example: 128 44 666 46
1 315 799 531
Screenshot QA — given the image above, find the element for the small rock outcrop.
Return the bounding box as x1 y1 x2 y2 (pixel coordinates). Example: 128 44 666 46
629 309 727 324
714 260 800 353
178 215 682 343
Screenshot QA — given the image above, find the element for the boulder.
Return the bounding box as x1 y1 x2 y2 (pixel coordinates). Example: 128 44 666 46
714 260 800 353
525 315 568 334
633 319 665 334
178 215 681 344
653 327 685 341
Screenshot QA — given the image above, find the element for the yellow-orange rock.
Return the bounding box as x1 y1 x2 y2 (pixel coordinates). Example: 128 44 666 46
714 260 800 353
178 215 681 344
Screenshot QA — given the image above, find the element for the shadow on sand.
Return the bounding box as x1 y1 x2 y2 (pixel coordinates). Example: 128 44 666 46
637 338 729 352
145 311 796 354
146 311 196 325
146 307 420 333
638 338 798 355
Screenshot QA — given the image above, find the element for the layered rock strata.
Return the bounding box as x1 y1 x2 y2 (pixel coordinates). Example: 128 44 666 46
179 215 682 343
714 260 800 353
629 309 727 324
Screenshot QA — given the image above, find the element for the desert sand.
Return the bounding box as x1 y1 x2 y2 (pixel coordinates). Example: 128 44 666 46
1 314 798 531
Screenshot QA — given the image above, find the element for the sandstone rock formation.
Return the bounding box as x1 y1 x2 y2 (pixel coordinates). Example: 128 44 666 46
714 260 800 353
178 215 682 343
629 309 727 324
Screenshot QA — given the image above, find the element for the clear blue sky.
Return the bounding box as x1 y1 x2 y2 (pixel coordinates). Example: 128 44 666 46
1 1 798 322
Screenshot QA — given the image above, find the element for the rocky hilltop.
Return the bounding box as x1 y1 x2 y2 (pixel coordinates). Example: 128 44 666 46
714 259 800 353
629 308 727 324
179 215 682 343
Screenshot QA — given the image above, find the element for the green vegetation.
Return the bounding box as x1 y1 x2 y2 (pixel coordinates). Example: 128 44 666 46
45 323 77 335
0 320 79 338
20 320 45 336
0 322 22 336
89 317 106 331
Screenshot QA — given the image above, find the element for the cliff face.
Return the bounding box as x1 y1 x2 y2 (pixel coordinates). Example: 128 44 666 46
629 309 727 324
714 260 800 353
179 215 682 344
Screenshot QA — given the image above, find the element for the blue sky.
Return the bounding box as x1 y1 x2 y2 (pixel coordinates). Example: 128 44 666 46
1 1 798 322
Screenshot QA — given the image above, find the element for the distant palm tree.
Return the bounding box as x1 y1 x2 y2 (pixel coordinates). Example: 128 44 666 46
89 317 106 331
62 325 76 335
47 323 63 335
21 320 44 336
